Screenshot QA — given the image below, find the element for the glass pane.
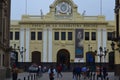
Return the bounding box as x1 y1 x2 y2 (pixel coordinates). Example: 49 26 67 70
61 32 66 40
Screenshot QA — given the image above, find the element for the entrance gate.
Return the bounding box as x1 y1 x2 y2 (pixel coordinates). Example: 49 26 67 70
57 49 70 70
32 51 41 64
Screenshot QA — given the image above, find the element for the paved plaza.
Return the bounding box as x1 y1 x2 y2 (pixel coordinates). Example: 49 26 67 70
39 72 120 80
5 72 120 80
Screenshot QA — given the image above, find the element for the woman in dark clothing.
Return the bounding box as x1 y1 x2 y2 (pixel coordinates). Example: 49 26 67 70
103 67 107 80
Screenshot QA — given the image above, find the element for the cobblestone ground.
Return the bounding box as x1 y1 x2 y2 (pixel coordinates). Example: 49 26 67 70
5 72 120 80
38 72 120 80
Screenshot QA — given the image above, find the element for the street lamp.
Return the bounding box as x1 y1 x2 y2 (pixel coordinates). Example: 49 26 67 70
17 46 26 62
95 46 108 80
12 44 26 62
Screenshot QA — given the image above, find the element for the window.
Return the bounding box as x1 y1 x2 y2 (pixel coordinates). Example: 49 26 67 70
31 32 35 40
54 32 59 40
61 32 66 40
10 32 13 40
38 32 42 40
68 32 72 40
85 32 89 40
15 32 19 40
107 32 113 40
91 32 96 40
3 54 4 66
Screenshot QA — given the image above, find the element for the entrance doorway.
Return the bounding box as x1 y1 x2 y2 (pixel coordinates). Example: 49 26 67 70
86 51 95 72
57 49 70 70
86 52 95 65
32 51 41 64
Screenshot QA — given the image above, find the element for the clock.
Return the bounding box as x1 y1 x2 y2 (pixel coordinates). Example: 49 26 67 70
55 2 72 15
60 2 68 13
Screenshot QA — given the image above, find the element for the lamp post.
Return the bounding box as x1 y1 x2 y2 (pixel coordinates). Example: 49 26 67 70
110 0 120 77
18 46 26 62
115 0 120 38
12 44 26 62
95 46 108 80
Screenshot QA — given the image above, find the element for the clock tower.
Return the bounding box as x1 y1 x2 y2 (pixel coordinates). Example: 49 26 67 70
48 0 78 19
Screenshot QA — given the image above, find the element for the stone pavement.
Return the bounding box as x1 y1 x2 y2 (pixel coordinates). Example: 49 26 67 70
5 72 120 80
5 72 37 80
39 72 120 80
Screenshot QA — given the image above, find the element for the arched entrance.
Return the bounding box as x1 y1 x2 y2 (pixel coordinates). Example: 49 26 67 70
86 51 95 71
32 51 41 64
109 51 114 69
57 49 70 70
86 51 95 66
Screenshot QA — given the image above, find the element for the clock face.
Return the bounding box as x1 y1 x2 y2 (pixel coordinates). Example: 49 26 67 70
55 2 72 15
60 2 69 13
60 4 68 13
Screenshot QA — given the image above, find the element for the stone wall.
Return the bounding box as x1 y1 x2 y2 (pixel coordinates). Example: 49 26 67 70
0 67 6 80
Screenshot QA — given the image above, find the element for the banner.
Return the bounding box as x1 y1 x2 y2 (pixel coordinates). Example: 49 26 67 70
75 29 84 58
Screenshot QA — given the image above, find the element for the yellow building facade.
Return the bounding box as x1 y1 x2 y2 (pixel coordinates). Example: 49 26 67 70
10 0 115 66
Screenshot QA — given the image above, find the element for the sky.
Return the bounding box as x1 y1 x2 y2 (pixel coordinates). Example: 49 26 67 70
11 0 115 20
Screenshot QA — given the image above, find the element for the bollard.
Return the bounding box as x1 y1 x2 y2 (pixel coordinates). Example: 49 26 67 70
31 74 33 80
34 74 36 80
106 77 109 80
93 73 95 80
34 74 35 80
28 75 30 80
24 77 26 80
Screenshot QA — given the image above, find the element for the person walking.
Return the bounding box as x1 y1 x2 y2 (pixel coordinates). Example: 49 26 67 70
12 64 18 80
103 66 108 80
86 67 90 79
72 66 77 80
76 66 81 80
48 66 57 80
37 65 42 77
56 64 63 79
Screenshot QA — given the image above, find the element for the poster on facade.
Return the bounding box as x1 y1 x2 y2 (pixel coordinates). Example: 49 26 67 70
75 29 84 58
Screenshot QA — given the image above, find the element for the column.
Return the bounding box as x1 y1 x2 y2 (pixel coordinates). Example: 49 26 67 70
102 28 107 62
48 28 52 62
20 28 25 62
43 28 47 62
25 28 30 62
97 28 102 62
